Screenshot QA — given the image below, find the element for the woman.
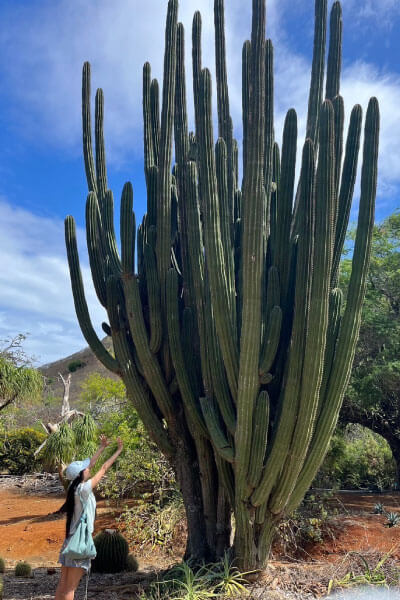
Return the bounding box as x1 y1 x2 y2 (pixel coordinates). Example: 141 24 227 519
55 434 123 600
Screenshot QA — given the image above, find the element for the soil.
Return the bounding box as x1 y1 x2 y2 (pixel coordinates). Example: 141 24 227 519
1 477 400 599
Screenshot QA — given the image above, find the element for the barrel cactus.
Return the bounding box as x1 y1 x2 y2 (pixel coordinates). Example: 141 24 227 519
92 530 129 573
0 557 4 574
14 562 32 578
65 0 379 570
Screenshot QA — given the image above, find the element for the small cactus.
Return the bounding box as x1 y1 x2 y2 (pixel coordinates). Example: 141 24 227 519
15 561 32 577
0 557 5 573
385 512 400 528
373 503 384 514
126 553 139 572
92 529 129 573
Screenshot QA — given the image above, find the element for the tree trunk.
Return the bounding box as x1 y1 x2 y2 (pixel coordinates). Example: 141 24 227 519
387 439 400 489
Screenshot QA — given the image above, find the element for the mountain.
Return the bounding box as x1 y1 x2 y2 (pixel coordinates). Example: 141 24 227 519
39 337 119 406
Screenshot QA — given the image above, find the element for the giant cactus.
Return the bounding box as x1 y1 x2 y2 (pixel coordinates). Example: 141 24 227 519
65 0 379 569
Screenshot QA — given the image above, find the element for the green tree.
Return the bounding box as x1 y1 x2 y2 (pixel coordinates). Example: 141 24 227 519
340 212 400 486
0 334 43 412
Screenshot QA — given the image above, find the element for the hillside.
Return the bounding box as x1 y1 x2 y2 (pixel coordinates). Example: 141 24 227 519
39 337 119 405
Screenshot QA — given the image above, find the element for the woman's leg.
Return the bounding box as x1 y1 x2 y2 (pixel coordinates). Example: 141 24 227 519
55 566 85 600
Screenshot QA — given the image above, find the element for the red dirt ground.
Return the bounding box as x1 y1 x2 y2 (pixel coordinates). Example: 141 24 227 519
1 487 400 568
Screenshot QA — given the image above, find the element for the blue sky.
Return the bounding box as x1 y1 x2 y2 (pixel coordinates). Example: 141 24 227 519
0 0 399 365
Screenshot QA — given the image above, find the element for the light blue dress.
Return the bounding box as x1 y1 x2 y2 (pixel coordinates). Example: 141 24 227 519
58 479 96 571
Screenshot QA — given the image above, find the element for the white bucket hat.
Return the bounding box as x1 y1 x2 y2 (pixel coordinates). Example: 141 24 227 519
64 458 90 481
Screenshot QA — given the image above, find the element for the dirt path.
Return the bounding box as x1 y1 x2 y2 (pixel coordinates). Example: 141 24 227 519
0 483 399 599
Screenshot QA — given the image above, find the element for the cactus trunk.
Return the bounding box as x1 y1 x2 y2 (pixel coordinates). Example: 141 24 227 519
65 0 379 570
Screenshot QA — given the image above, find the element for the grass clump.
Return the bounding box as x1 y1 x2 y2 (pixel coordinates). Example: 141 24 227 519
139 554 256 599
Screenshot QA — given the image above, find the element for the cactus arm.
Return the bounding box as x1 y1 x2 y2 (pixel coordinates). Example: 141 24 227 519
235 0 266 497
332 95 344 200
82 62 98 195
122 273 174 421
247 391 270 489
214 0 235 220
95 88 108 205
166 268 209 438
192 11 202 150
150 78 160 166
287 97 379 513
144 244 163 353
259 305 282 377
306 0 327 144
120 182 136 275
200 397 235 463
269 142 280 260
251 139 315 508
198 68 239 398
316 288 343 420
242 40 251 183
264 39 274 204
269 102 335 514
185 161 214 396
103 190 122 274
143 63 155 175
156 0 178 290
85 192 107 307
106 277 173 457
204 280 237 433
216 138 237 333
214 0 230 143
215 454 235 506
331 104 362 287
275 109 297 296
65 215 119 374
325 2 342 101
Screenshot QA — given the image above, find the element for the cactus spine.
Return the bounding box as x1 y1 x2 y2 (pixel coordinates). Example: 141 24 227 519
65 0 379 570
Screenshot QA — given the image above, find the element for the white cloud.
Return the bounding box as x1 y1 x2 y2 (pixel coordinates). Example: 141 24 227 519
0 199 108 365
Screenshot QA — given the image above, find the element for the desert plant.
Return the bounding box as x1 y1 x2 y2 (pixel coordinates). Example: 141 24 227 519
385 512 400 528
92 530 129 573
65 0 379 569
373 503 385 515
126 553 139 572
0 575 3 600
14 561 32 577
0 558 4 573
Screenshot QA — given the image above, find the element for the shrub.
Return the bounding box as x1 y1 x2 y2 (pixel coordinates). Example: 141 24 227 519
15 562 32 577
0 557 4 573
92 530 129 573
67 360 86 373
0 428 46 475
315 424 396 490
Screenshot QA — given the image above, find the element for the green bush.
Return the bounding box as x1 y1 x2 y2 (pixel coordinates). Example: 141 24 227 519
15 562 32 577
96 408 175 501
0 428 46 475
67 360 86 373
315 424 396 491
0 557 5 573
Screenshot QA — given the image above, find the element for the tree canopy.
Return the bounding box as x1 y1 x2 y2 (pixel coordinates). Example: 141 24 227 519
340 211 400 483
0 334 43 412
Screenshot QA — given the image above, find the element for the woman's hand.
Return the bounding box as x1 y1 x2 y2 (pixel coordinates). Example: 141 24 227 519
117 437 123 451
100 434 110 448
